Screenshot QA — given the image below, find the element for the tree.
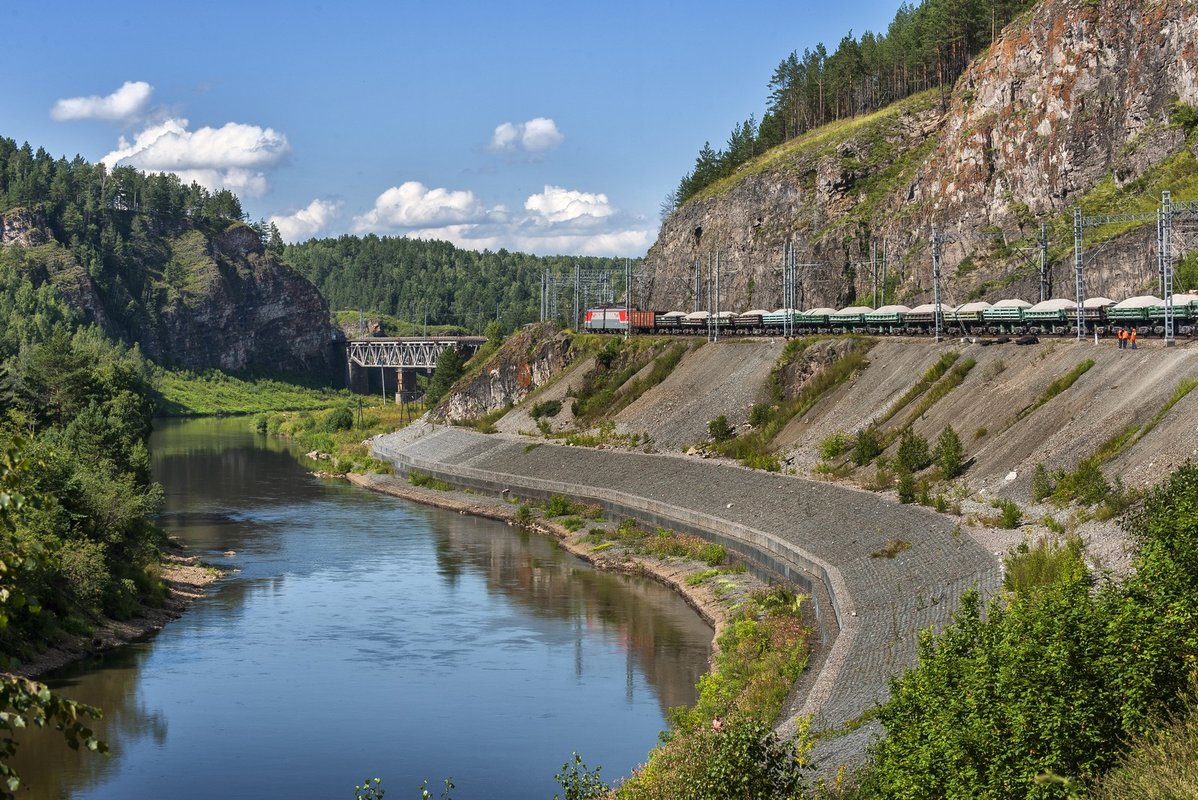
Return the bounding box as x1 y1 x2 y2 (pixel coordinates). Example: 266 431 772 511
897 427 931 473
933 425 965 478
424 345 466 405
0 439 106 799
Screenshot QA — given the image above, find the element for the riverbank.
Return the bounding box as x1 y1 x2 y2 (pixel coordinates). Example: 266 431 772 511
14 542 227 679
347 472 751 646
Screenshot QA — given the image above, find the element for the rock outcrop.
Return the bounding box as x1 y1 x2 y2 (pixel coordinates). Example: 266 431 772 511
1 208 342 378
432 323 573 422
647 0 1198 312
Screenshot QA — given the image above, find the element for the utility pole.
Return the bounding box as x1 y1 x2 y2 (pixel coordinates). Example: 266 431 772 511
1073 207 1085 340
931 225 944 343
1162 190 1175 346
1039 223 1049 303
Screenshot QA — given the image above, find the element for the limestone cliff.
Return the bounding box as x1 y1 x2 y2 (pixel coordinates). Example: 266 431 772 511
1 208 342 377
647 0 1198 312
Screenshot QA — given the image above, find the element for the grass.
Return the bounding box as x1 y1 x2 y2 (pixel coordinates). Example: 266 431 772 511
876 352 960 427
154 367 348 416
408 471 453 491
900 357 977 428
716 337 875 468
263 398 426 474
1014 359 1095 423
1003 536 1085 596
871 538 912 559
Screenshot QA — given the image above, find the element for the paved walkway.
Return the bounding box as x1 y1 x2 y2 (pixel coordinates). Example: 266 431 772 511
372 424 1001 768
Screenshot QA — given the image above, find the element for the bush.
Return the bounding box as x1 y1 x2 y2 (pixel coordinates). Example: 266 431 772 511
708 415 735 442
897 427 932 473
853 426 883 466
996 498 1022 529
933 426 964 478
322 405 354 432
819 431 852 460
530 399 562 419
748 404 771 427
897 471 916 503
1031 462 1055 502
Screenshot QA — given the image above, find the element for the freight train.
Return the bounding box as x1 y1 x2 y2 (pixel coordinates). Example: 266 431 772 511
583 294 1198 338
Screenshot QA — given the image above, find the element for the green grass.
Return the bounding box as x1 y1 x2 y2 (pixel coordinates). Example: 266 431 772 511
716 336 875 468
1015 359 1095 422
154 367 349 416
1003 536 1085 596
408 471 454 491
901 357 977 427
876 352 960 427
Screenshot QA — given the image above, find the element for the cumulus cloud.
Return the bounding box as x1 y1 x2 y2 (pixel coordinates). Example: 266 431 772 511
100 118 290 198
487 117 564 154
51 80 154 122
352 181 490 233
525 185 614 224
270 199 341 242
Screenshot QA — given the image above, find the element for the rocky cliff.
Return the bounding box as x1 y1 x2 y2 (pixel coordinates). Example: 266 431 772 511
646 0 1198 312
432 323 574 422
0 208 342 378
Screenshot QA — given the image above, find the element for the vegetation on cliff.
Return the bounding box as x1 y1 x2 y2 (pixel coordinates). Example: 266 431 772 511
669 0 1037 208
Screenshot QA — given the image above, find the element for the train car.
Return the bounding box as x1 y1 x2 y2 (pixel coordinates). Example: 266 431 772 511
763 308 801 331
735 309 770 333
629 309 657 333
829 305 874 332
864 304 911 334
1107 296 1160 326
905 302 947 334
1146 293 1198 335
681 310 710 332
952 301 992 334
1023 298 1075 334
799 307 837 330
657 311 687 331
982 299 1032 333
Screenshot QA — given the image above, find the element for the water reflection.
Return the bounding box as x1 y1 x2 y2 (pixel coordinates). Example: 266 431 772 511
12 418 712 800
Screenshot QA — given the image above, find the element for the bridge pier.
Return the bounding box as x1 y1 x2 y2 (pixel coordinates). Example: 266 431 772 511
345 336 485 400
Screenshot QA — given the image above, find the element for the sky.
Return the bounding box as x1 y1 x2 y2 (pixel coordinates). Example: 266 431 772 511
3 0 903 257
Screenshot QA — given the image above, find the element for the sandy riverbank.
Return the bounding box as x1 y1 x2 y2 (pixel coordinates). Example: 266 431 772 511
14 543 227 679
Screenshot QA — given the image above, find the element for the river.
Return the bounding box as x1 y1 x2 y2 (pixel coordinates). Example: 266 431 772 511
14 417 713 800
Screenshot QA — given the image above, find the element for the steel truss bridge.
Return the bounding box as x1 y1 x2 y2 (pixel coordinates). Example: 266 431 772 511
346 337 486 369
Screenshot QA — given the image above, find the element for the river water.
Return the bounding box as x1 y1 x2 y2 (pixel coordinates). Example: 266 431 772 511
16 418 712 800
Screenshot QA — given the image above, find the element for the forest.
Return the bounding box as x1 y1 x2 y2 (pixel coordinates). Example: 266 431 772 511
667 0 1036 209
284 235 637 333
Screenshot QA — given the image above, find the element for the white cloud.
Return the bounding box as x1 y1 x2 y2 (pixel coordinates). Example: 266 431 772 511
100 117 290 198
270 199 341 242
51 80 154 122
352 181 490 232
487 117 564 154
525 185 614 224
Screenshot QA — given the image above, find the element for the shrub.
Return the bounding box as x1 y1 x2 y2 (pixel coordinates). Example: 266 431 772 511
819 431 852 460
748 404 771 427
897 471 916 503
708 415 735 442
700 543 727 567
933 426 965 478
530 399 562 419
996 498 1022 528
545 495 580 517
853 426 883 465
514 504 532 524
322 405 354 432
561 517 585 532
1003 536 1085 596
1031 462 1055 502
897 428 932 473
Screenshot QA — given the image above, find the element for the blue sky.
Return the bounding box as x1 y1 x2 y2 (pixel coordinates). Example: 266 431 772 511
4 1 902 256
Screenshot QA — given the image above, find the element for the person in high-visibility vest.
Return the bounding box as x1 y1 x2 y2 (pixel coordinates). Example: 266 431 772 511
1118 327 1127 349
1130 327 1138 349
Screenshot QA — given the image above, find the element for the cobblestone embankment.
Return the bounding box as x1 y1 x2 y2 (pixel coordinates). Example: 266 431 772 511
371 424 1002 768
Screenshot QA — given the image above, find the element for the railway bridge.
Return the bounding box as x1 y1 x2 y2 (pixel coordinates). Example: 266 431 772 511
345 336 486 398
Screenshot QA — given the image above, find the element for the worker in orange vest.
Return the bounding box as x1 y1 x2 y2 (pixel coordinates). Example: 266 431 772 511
1117 327 1127 349
1130 327 1138 349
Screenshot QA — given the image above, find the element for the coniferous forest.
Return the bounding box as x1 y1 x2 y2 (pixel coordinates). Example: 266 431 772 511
667 0 1036 210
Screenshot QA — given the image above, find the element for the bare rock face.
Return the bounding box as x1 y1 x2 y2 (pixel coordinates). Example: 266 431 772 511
647 0 1198 312
433 323 573 422
1 210 342 378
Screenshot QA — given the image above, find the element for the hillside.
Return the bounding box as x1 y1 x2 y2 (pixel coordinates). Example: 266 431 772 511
646 0 1198 313
0 141 342 378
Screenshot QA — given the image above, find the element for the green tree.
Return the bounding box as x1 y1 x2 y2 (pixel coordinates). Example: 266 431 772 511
424 346 466 405
933 425 965 478
897 427 931 473
708 415 735 442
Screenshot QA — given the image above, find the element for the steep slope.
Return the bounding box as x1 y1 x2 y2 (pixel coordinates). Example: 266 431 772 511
1 207 342 377
647 0 1198 313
